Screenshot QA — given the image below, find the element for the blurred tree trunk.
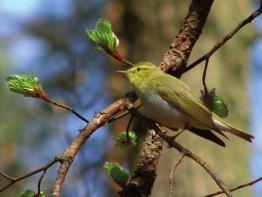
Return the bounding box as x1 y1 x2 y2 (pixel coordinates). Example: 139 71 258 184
106 0 256 196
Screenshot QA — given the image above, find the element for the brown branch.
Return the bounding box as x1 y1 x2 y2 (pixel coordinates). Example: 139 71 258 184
41 97 89 123
119 128 163 197
104 47 134 67
160 0 215 76
204 177 262 197
153 126 233 197
169 153 185 197
0 157 59 192
182 4 262 74
51 97 135 197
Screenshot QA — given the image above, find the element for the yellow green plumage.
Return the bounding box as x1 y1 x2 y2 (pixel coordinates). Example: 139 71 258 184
119 62 253 145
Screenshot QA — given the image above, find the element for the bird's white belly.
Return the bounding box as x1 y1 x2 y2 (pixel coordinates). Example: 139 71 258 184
140 93 187 129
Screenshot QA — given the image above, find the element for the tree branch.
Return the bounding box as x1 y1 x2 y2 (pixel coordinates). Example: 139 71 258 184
42 97 89 123
169 153 185 197
182 4 262 74
204 177 262 197
202 59 209 95
0 157 59 192
51 97 135 197
153 126 233 197
160 0 215 76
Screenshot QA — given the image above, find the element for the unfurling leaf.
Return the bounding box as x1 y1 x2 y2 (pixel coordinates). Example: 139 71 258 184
212 95 229 118
20 189 46 197
103 162 129 187
114 131 137 148
6 75 49 99
200 88 228 118
86 18 119 50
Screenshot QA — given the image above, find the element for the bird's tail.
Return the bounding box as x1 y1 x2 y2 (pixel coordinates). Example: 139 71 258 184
213 117 254 142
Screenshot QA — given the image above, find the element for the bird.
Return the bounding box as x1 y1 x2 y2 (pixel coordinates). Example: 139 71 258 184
118 62 254 146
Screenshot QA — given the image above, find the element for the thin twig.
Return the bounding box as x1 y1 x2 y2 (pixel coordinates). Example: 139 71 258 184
107 103 142 124
125 114 134 142
37 170 47 196
169 153 185 197
104 47 133 67
204 177 262 197
153 125 233 197
42 97 89 123
0 158 59 192
202 59 209 95
182 5 262 74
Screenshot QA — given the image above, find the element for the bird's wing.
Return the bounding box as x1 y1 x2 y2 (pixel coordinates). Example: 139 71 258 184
154 77 217 130
149 73 192 93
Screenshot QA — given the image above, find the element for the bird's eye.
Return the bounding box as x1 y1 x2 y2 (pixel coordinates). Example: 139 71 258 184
137 68 140 71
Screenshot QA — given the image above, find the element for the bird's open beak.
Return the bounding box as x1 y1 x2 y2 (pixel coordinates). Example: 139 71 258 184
116 70 129 74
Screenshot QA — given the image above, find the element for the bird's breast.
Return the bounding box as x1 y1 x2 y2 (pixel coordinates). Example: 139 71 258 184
139 91 187 129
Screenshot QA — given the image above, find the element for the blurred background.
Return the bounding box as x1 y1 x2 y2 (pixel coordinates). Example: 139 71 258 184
0 0 261 196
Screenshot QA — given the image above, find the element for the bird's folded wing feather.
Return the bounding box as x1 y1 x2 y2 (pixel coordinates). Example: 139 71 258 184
154 77 216 130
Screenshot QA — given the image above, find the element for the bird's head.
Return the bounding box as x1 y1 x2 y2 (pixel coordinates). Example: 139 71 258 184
118 62 159 85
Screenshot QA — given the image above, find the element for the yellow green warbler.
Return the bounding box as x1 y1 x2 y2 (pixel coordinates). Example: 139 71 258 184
118 62 253 145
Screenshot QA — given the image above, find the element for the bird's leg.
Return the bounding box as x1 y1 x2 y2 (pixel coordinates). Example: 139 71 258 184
169 128 185 140
168 124 191 140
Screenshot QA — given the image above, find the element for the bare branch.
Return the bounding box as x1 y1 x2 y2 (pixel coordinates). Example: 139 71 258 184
41 97 89 123
37 170 47 196
119 129 163 197
0 157 59 192
182 5 262 74
125 114 134 142
104 47 134 67
169 153 185 197
51 97 134 197
204 177 262 197
153 125 233 197
202 59 209 95
160 0 215 75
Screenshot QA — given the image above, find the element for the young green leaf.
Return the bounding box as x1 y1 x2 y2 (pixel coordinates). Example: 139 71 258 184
6 75 49 99
20 189 46 197
212 95 229 118
200 89 228 118
114 131 137 148
86 18 119 50
103 162 129 188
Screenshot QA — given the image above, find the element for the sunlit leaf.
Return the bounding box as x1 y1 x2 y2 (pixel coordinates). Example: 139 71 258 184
200 89 229 118
114 131 137 148
86 18 119 50
6 75 49 99
20 189 46 197
103 162 129 187
212 95 229 118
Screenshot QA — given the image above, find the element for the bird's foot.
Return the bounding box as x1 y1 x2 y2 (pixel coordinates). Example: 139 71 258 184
166 129 184 148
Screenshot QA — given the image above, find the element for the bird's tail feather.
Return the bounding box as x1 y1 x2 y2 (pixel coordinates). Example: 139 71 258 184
188 127 226 147
213 118 254 142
